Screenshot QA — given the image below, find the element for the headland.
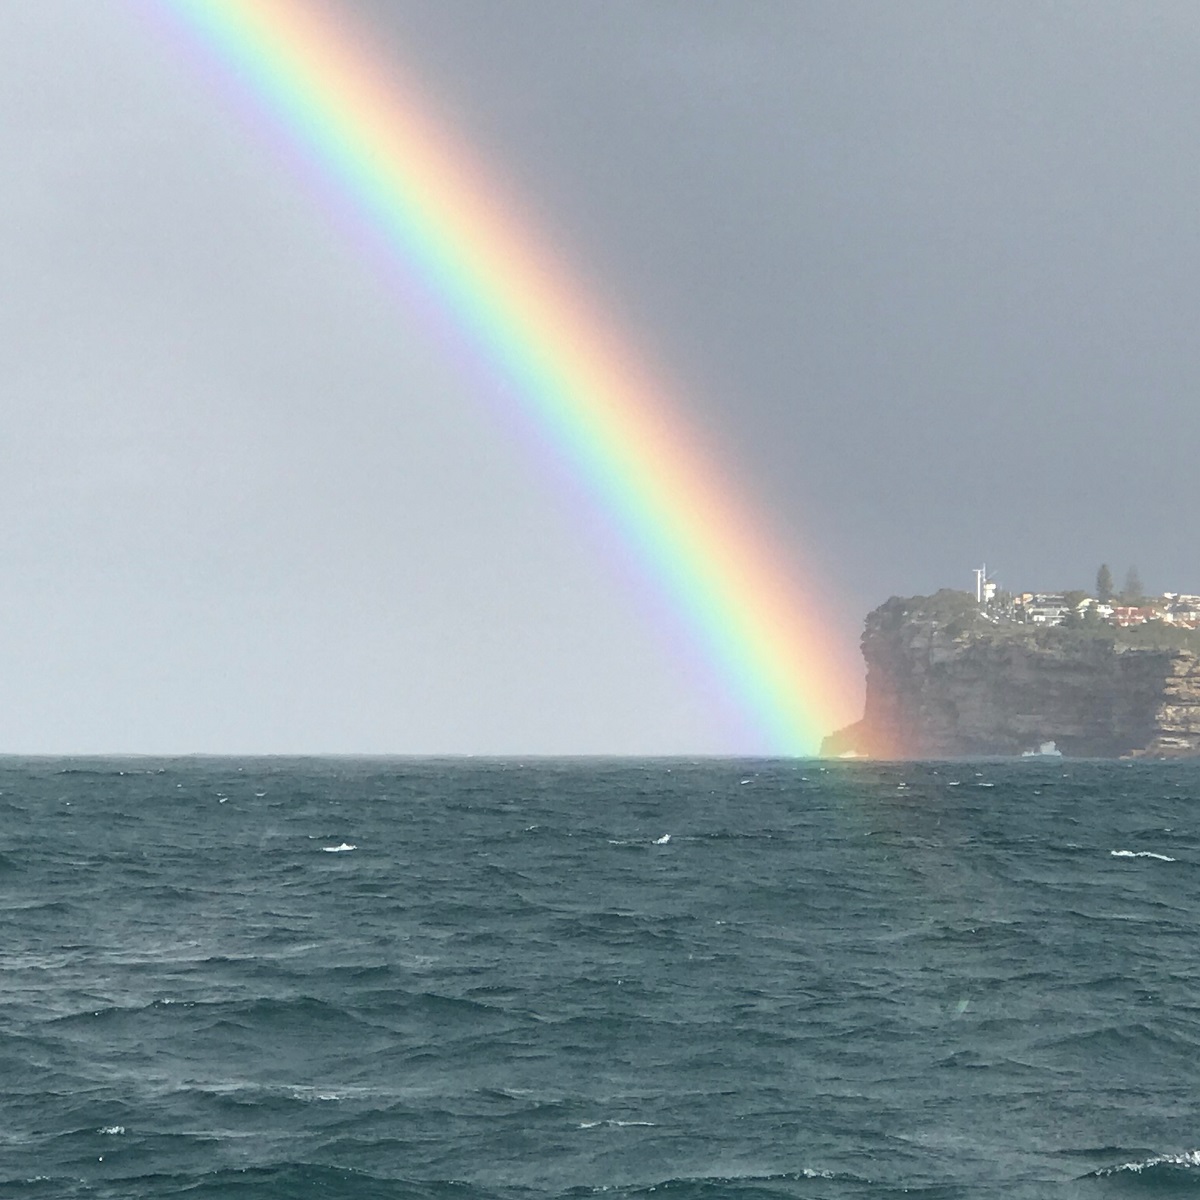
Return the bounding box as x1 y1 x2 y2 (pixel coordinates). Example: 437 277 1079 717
824 581 1200 759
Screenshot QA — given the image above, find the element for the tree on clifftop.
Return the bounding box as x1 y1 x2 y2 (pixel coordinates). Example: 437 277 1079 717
1122 566 1144 603
1096 564 1113 602
1060 591 1088 628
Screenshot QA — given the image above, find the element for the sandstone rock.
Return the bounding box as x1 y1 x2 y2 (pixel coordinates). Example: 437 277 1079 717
823 592 1200 758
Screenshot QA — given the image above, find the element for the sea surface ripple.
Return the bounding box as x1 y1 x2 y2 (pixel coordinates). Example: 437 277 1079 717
2 756 1200 1198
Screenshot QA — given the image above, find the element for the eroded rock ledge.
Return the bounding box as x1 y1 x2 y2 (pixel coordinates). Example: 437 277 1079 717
823 590 1200 758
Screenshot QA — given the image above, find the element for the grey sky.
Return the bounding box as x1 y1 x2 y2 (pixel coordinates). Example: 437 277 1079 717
2 1 1198 752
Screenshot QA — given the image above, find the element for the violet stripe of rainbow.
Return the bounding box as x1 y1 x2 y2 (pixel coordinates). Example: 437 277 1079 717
161 0 859 753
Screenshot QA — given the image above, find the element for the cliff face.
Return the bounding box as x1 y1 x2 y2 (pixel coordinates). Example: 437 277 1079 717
823 592 1200 758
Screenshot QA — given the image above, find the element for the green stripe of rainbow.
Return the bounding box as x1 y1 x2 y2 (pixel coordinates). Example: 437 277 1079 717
160 0 860 753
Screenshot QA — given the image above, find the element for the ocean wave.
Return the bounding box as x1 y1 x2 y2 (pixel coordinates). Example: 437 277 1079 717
1088 1148 1200 1179
1035 1018 1200 1050
578 1118 657 1128
55 767 140 777
1111 849 1176 861
46 992 381 1035
583 1169 856 1198
3 1163 503 1199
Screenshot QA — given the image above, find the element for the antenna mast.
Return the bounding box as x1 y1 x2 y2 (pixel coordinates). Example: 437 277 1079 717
973 565 987 605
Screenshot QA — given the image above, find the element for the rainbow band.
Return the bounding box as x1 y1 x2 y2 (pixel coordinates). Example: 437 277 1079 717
157 0 858 753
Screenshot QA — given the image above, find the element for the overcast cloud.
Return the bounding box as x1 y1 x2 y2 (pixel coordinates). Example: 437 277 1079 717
2 2 1198 752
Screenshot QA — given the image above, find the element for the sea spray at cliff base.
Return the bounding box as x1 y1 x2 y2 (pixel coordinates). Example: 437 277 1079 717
5 755 1200 1199
145 0 861 755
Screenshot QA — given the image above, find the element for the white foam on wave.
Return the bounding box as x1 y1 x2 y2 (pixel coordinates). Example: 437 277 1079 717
578 1118 657 1129
97 1126 125 1135
1096 1149 1200 1175
287 1086 345 1102
653 834 671 845
1111 849 1176 862
322 843 357 853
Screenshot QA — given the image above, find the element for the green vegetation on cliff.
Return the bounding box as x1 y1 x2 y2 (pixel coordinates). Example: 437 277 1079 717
878 589 1200 655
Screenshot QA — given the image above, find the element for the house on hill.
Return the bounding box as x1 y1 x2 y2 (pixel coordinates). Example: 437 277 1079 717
1015 593 1071 625
1110 606 1158 628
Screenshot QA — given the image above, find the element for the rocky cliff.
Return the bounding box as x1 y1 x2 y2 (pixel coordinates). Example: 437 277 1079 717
822 590 1200 758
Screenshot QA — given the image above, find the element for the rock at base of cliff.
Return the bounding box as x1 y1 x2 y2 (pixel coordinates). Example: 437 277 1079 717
820 720 874 758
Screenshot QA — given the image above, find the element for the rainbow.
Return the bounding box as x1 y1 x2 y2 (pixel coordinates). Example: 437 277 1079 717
151 0 861 753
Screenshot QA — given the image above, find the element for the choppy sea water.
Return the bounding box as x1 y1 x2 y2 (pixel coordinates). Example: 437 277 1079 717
3 757 1200 1199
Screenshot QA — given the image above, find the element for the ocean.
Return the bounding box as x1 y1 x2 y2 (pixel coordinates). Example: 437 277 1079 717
2 756 1199 1198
